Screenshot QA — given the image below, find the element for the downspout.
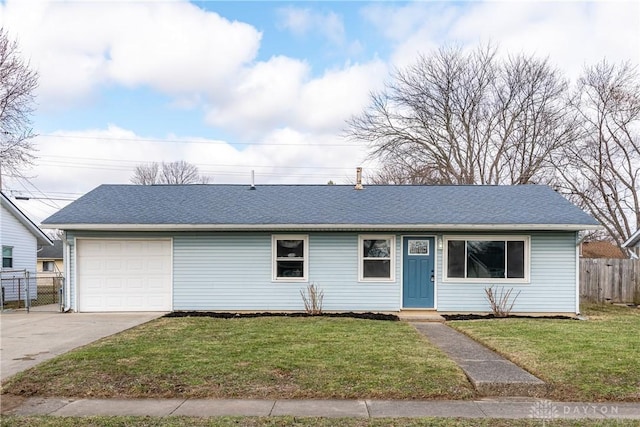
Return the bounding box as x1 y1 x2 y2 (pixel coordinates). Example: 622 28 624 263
64 236 72 311
575 232 581 314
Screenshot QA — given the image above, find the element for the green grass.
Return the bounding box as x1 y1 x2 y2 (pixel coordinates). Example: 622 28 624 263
450 303 640 402
2 417 637 427
1 317 473 400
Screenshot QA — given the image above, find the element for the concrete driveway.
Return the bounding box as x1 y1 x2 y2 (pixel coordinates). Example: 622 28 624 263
0 311 163 382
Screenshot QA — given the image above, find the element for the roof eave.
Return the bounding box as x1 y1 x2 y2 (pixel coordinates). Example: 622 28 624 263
623 229 640 248
1 193 54 246
42 223 603 232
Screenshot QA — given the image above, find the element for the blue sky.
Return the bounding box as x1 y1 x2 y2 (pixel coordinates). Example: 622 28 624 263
0 0 639 223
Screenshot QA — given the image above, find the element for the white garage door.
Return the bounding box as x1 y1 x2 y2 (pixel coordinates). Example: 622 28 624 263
77 239 172 312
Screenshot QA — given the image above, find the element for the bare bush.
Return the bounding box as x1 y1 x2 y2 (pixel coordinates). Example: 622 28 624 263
300 283 324 315
485 286 521 317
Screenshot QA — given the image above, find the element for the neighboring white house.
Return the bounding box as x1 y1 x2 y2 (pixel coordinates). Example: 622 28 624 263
623 229 640 259
1 192 53 302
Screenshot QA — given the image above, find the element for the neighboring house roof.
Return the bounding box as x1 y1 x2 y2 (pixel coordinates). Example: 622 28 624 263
37 240 63 259
1 192 53 246
42 184 600 232
623 229 640 248
581 241 626 259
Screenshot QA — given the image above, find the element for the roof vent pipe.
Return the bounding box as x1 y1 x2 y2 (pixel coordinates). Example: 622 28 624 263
250 170 256 190
355 167 364 190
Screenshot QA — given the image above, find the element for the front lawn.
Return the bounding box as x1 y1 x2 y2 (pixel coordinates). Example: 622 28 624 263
1 316 473 400
450 303 640 402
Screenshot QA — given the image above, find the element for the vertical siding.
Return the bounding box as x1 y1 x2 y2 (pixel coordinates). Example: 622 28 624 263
1 204 38 301
173 232 401 311
436 232 578 313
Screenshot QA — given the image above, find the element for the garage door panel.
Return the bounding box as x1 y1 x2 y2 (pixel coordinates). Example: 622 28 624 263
105 277 124 289
77 239 172 312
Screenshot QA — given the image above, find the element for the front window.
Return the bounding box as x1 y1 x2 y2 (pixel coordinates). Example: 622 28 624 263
359 235 395 281
2 246 13 268
444 236 529 282
272 235 308 281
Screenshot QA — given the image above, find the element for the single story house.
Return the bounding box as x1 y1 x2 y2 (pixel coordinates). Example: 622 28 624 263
41 184 599 314
37 240 64 274
1 192 53 302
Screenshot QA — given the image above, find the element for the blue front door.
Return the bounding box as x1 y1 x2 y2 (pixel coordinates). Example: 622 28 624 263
403 237 435 308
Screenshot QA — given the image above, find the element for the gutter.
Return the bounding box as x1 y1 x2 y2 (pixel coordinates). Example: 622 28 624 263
41 223 603 232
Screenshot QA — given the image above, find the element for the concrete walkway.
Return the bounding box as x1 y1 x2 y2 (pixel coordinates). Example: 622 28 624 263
412 322 547 396
6 397 639 419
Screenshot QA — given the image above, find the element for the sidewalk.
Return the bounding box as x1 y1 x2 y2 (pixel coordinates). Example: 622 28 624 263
412 322 546 396
6 397 640 419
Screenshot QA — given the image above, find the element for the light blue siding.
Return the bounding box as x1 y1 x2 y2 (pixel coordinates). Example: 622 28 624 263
435 232 578 313
173 232 400 311
64 230 578 313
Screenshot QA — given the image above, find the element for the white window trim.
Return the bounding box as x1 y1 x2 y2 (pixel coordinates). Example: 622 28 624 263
2 246 13 269
272 234 309 282
358 234 396 282
442 235 531 283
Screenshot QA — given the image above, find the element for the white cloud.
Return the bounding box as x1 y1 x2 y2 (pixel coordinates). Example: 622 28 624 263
277 7 345 45
368 1 640 78
0 0 261 107
295 60 388 133
205 56 310 136
449 1 640 79
206 57 387 136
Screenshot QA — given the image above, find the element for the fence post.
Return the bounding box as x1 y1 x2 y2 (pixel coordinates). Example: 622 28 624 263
25 271 30 313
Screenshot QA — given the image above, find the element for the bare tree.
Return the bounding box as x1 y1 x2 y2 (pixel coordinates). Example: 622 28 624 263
346 44 576 185
131 161 210 185
367 162 444 185
131 162 160 185
554 61 640 251
0 28 38 184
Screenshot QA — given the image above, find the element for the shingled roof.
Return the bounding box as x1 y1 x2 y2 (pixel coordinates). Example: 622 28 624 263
42 184 600 231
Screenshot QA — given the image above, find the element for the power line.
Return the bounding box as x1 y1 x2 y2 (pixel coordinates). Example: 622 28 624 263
38 133 362 147
40 154 362 170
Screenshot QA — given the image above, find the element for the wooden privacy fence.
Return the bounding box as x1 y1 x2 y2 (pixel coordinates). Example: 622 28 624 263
580 258 640 303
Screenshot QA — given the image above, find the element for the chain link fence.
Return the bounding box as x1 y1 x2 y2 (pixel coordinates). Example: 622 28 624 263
1 269 65 312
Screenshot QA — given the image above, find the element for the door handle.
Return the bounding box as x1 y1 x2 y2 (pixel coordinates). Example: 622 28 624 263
430 269 434 282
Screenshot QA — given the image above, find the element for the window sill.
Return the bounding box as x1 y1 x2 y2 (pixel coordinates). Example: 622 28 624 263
272 278 309 283
441 278 530 284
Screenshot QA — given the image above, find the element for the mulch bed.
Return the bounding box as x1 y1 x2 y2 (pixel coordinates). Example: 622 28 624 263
165 311 399 321
442 313 576 321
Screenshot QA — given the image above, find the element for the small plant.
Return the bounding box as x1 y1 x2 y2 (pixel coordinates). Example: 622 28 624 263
300 283 324 315
485 286 521 317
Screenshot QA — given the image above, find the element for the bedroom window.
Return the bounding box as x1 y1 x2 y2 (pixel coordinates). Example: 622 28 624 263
272 235 308 281
359 235 395 281
2 246 13 268
444 236 529 282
